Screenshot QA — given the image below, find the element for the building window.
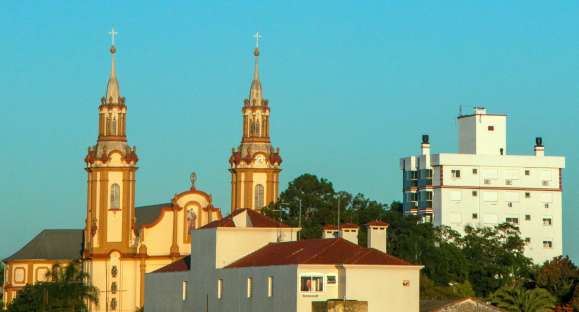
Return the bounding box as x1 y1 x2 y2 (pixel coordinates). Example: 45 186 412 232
111 282 117 294
525 192 531 198
472 168 478 174
246 277 253 298
542 181 550 186
110 183 120 209
543 241 553 249
472 190 478 197
110 298 117 311
300 275 324 292
525 215 531 221
217 279 223 299
507 202 513 208
525 170 530 176
545 203 550 209
525 237 531 243
254 184 265 209
505 179 512 186
403 280 411 287
506 217 519 224
111 266 118 277
472 213 478 220
451 170 461 178
543 218 552 226
267 276 273 298
326 275 337 285
484 179 491 185
182 281 187 301
488 126 494 131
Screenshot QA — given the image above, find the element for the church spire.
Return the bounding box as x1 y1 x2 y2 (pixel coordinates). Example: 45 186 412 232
105 28 122 105
249 32 263 105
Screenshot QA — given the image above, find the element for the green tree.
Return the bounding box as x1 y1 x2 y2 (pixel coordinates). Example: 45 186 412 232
460 223 532 296
7 261 98 312
490 287 556 312
535 256 578 303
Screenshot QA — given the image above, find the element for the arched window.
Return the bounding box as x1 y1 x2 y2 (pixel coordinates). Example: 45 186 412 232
112 116 117 135
105 115 110 135
255 118 261 137
110 183 120 209
254 184 264 209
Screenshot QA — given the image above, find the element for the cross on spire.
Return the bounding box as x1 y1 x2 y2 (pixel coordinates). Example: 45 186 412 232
109 27 118 46
253 32 262 48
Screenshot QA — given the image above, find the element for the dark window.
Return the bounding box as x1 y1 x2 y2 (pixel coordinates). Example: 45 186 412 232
472 213 478 219
472 191 478 196
488 126 495 131
525 215 531 221
525 192 531 198
506 217 519 224
472 168 478 174
525 170 530 176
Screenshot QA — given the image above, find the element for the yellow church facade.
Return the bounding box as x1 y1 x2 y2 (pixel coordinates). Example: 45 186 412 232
2 34 281 311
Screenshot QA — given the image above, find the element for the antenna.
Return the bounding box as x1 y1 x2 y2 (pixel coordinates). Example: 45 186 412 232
459 105 463 117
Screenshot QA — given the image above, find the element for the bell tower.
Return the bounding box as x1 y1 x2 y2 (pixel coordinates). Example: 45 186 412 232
229 33 282 211
84 32 138 256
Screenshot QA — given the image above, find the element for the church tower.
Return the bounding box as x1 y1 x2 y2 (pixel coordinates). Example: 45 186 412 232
84 33 138 256
229 34 282 211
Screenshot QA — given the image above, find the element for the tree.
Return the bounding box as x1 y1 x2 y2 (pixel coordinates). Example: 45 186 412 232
460 223 533 296
7 261 98 312
490 287 556 312
535 256 578 304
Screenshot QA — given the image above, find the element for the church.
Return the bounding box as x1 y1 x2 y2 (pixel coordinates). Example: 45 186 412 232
2 32 282 312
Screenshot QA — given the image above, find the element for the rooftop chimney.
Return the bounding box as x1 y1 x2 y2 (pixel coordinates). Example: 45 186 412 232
323 225 339 239
421 134 430 155
534 137 544 156
339 224 359 245
367 221 388 254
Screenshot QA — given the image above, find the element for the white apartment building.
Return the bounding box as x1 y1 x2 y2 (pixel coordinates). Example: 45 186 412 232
400 107 565 263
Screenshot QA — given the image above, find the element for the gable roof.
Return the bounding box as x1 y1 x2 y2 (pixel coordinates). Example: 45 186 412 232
225 238 413 268
200 208 288 229
152 256 191 273
3 229 84 262
420 297 503 312
135 203 171 229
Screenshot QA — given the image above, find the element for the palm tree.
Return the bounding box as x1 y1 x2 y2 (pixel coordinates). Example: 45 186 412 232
44 261 99 311
490 286 556 312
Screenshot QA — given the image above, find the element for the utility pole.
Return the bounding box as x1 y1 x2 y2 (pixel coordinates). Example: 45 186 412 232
337 195 341 232
298 198 302 240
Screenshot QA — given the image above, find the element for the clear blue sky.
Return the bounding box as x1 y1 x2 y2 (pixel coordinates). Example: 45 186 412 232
0 1 577 262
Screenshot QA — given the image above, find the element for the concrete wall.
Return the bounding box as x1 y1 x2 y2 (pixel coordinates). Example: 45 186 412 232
144 271 188 312
343 266 420 312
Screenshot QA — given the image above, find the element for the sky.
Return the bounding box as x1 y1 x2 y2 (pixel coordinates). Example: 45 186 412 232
0 1 578 263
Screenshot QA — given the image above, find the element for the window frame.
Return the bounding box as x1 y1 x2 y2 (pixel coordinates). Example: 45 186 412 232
299 274 324 293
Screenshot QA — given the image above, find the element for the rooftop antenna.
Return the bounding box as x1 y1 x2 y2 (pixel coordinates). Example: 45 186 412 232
459 104 463 117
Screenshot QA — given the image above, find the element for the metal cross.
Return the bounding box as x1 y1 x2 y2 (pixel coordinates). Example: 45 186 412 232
253 32 262 48
109 27 118 45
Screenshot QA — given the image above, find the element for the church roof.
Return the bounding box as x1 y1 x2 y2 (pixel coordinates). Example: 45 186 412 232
225 238 413 268
152 255 191 273
3 229 84 262
3 203 171 263
135 203 171 229
199 208 288 229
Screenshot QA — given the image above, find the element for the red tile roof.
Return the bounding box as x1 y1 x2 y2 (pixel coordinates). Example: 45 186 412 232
225 238 413 268
367 220 389 227
340 223 359 229
152 256 191 273
323 224 338 231
199 208 288 229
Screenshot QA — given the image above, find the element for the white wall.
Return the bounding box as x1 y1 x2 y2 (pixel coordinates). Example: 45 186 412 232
144 271 189 312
